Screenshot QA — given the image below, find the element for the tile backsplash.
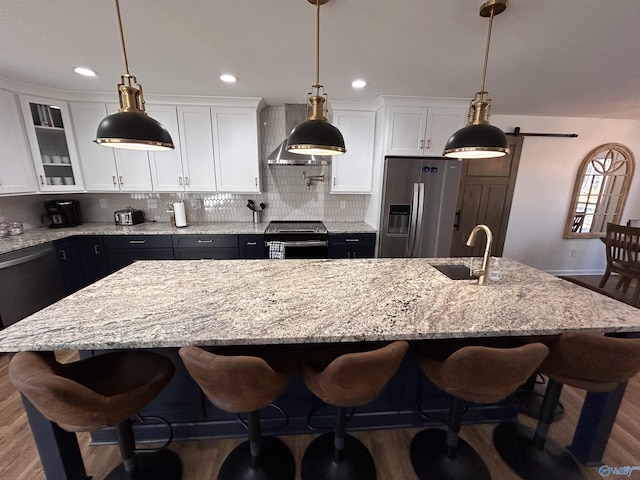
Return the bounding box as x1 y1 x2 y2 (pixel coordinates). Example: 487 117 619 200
0 107 367 228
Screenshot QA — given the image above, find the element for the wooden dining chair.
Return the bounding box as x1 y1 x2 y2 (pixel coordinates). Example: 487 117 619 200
599 222 640 304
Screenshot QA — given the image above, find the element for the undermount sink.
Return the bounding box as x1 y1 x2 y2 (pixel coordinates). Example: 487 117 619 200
433 264 479 281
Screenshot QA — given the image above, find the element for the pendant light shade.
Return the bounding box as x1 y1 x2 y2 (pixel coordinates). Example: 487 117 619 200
443 0 509 159
95 0 174 151
96 111 174 151
287 0 346 156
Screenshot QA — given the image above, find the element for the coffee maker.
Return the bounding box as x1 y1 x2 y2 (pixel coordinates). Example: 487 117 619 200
43 200 83 228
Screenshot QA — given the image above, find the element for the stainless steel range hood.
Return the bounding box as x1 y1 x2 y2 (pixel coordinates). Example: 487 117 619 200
267 104 329 166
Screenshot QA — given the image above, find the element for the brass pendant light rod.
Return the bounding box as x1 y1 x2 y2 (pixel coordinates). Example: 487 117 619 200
115 0 131 77
315 0 320 89
479 6 494 95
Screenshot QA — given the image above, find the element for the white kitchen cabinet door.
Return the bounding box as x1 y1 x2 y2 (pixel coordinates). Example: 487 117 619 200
20 94 84 192
69 102 119 191
385 106 428 156
107 104 153 192
147 105 185 192
330 110 376 194
0 89 37 194
423 107 466 156
384 106 466 157
178 106 216 192
211 107 260 193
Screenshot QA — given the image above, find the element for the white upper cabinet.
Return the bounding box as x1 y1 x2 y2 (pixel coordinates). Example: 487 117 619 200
149 105 217 192
330 109 376 194
70 102 119 191
0 89 36 194
20 94 84 192
147 105 185 192
211 107 261 193
385 106 465 157
178 106 216 192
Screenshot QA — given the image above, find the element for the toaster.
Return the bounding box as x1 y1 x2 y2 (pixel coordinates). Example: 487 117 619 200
114 208 145 226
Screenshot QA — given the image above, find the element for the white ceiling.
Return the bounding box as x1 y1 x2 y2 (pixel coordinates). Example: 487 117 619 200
2 0 640 120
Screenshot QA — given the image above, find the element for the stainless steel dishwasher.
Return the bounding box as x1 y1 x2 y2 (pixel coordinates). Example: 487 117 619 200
0 243 65 329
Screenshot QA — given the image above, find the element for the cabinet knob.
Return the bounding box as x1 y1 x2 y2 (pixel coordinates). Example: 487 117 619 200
426 139 431 150
119 176 124 186
255 177 258 187
178 177 183 186
112 176 117 187
420 139 424 149
59 250 67 261
39 175 45 185
185 177 190 186
94 245 101 255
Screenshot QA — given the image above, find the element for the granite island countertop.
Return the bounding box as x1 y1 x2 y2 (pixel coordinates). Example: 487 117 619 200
0 257 639 352
0 221 376 255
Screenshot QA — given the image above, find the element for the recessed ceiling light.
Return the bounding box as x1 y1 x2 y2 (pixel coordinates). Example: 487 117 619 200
352 79 367 89
220 74 237 83
74 67 97 77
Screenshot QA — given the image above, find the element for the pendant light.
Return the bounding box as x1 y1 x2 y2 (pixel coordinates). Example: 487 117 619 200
95 0 174 151
287 0 346 156
443 0 509 159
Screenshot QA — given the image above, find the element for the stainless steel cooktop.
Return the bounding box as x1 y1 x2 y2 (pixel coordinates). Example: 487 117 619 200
265 221 327 234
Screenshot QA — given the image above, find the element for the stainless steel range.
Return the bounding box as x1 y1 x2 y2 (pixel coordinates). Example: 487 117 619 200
264 221 328 258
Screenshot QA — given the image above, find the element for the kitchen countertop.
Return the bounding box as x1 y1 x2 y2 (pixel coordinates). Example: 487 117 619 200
1 257 638 352
0 221 376 255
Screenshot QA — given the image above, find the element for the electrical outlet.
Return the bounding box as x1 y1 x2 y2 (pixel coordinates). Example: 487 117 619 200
340 201 346 209
571 249 578 258
99 198 107 209
147 199 158 209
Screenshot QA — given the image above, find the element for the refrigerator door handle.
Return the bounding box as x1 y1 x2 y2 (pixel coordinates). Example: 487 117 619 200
413 183 425 256
406 183 420 257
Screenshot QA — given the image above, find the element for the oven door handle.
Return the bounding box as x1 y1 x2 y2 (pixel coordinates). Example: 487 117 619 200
265 240 329 248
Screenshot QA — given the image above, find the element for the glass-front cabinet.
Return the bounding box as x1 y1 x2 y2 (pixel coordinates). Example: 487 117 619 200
19 95 84 191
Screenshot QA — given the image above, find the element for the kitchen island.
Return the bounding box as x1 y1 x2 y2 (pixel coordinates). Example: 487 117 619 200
1 257 639 479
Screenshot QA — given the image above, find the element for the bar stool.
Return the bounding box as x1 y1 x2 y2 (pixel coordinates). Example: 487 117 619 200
179 345 296 480
9 350 181 480
299 340 409 480
410 341 549 480
494 333 640 480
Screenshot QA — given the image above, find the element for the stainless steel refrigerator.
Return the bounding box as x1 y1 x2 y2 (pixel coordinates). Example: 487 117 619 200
378 157 462 258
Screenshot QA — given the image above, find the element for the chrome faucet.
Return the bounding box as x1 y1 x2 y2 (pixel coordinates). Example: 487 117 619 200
466 224 493 285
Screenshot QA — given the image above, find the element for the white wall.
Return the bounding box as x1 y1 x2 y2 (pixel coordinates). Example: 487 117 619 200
493 115 640 275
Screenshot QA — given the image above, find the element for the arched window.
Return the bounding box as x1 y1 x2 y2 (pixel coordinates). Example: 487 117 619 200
564 143 635 238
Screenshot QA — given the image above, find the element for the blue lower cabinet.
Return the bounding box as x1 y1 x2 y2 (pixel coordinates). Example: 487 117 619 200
239 234 267 259
55 236 110 295
328 233 376 259
173 234 240 260
104 235 174 272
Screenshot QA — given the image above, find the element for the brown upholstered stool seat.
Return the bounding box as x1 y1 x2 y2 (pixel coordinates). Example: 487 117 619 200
9 350 181 480
494 333 640 480
299 340 409 480
179 345 297 480
411 341 549 480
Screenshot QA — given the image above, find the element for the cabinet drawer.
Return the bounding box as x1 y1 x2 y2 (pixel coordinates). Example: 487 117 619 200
103 235 173 249
172 234 238 249
329 233 376 246
174 248 239 260
239 234 266 259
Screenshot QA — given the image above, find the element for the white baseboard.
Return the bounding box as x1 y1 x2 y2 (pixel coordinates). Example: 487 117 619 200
546 269 605 276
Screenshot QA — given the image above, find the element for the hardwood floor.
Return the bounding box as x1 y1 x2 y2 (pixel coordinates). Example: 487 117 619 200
2 348 640 480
